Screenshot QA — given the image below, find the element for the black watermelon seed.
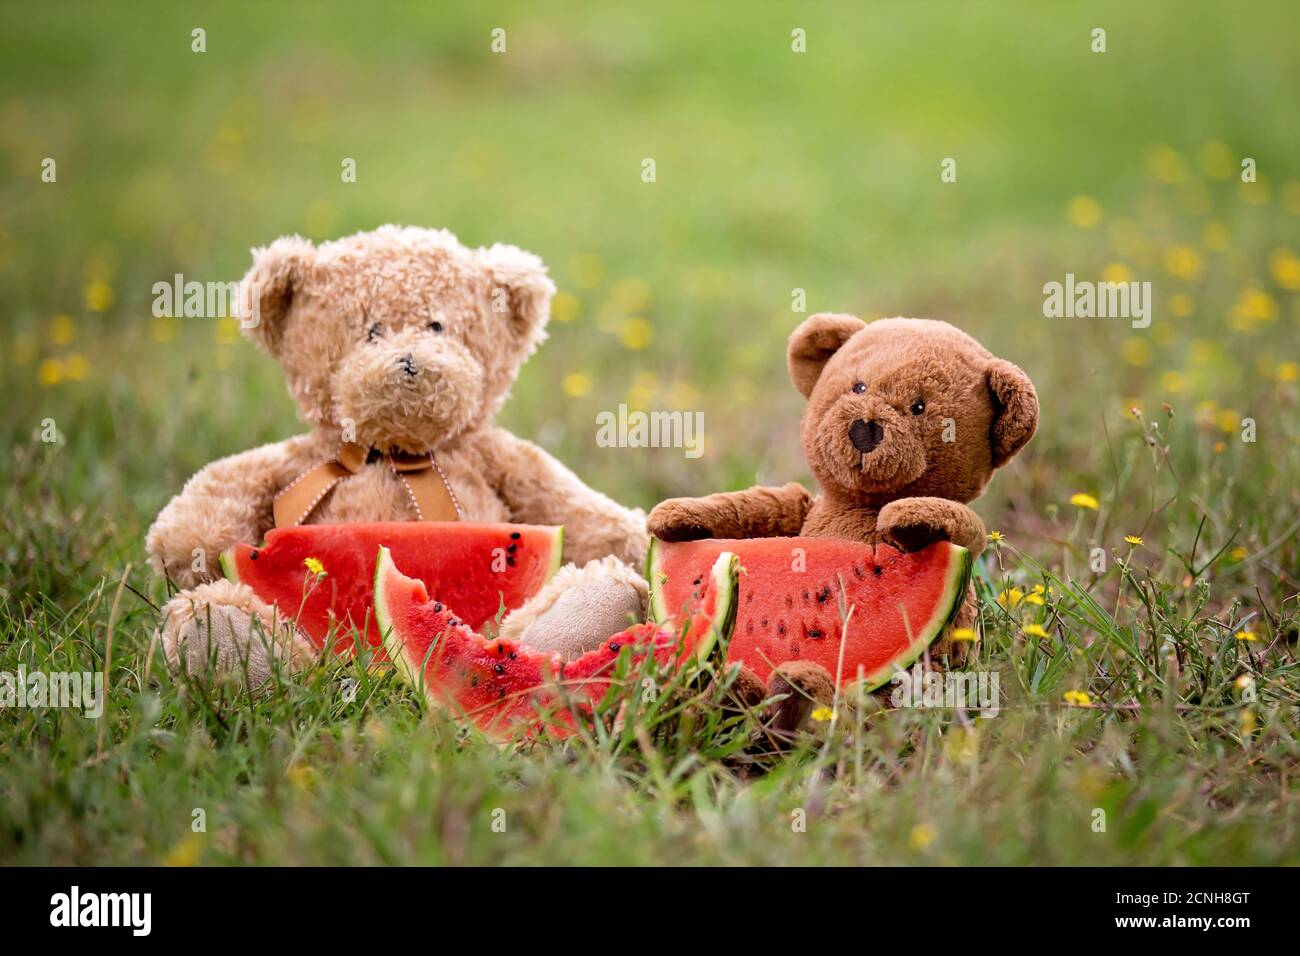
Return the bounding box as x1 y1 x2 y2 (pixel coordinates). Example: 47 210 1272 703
816 587 831 604
498 688 506 699
510 532 521 540
250 550 258 560
778 623 786 636
802 590 811 602
508 651 517 660
608 641 621 653
507 556 516 567
434 602 443 613
808 628 824 639
470 674 479 687
853 565 863 578
450 619 460 628
693 578 701 586
497 643 504 655
873 566 882 576
493 663 505 675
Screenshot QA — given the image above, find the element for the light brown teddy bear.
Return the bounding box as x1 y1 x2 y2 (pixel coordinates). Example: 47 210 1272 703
148 225 648 685
648 313 1038 723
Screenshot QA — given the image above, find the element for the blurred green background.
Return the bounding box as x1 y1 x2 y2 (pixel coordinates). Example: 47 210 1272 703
3 1 1298 575
2 0 1298 868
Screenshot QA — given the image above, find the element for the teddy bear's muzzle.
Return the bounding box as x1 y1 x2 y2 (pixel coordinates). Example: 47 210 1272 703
849 418 884 454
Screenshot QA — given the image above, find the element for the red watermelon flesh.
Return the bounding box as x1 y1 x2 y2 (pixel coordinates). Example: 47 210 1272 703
220 522 563 655
647 537 970 690
375 545 738 739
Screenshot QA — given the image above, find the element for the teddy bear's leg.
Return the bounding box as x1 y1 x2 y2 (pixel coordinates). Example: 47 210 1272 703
498 555 648 659
159 579 318 687
764 660 836 739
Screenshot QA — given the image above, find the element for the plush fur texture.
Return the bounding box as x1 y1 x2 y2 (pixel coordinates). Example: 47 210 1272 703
648 314 1039 725
148 226 648 684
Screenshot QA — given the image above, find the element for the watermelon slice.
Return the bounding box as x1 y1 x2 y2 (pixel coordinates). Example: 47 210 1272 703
375 546 738 739
647 537 971 691
220 522 563 655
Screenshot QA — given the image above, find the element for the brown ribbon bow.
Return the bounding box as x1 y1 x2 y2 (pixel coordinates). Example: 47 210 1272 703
272 441 461 528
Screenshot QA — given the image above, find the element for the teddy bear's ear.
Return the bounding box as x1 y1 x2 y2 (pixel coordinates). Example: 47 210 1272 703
987 358 1039 467
787 312 866 398
237 235 315 355
478 243 556 348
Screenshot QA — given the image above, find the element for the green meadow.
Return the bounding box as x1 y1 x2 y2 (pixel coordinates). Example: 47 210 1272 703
1 1 1297 864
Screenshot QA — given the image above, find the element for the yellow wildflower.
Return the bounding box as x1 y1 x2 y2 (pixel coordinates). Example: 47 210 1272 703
1229 546 1247 561
1124 535 1143 546
987 530 1003 543
1240 709 1257 735
810 706 836 723
1164 245 1203 281
997 587 1024 608
63 354 88 381
84 278 114 312
1023 624 1049 639
37 358 63 387
1234 631 1258 642
551 291 580 323
1063 690 1093 707
1066 196 1102 229
1168 293 1195 317
1276 361 1299 383
303 556 325 576
1023 592 1044 607
950 628 977 642
562 372 592 397
1147 145 1188 184
1069 492 1100 511
1269 248 1300 290
619 317 654 350
50 314 76 344
908 823 937 850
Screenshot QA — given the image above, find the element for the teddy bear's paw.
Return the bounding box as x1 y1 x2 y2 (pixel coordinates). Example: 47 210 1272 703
875 499 956 553
645 499 716 542
763 660 836 742
160 579 316 689
499 556 648 660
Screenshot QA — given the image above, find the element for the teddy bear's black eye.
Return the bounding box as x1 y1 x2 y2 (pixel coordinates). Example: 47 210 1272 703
910 399 926 415
428 321 443 333
367 322 382 342
852 382 867 394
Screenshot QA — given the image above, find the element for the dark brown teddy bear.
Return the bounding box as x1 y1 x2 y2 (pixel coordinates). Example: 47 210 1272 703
647 314 1038 728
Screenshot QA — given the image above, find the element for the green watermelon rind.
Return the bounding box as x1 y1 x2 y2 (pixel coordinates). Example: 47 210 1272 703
853 543 972 691
373 546 428 698
646 537 972 692
646 541 738 664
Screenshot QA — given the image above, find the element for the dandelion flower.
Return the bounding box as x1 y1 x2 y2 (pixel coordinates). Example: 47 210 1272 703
1023 592 1044 607
1069 492 1100 511
1063 690 1093 707
987 530 1003 543
619 316 654 350
84 278 114 312
303 556 326 576
562 372 592 397
1277 361 1299 383
1234 631 1258 642
997 587 1024 608
810 706 836 723
1229 546 1248 561
1066 195 1102 229
1023 624 1050 639
37 358 63 387
908 823 937 850
551 291 581 323
1124 535 1143 546
950 628 977 642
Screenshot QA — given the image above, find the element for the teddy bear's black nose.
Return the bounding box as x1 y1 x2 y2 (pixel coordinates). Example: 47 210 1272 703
849 419 884 453
398 353 417 377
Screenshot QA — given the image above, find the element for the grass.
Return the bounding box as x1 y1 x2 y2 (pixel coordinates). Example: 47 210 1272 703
1 0 1298 864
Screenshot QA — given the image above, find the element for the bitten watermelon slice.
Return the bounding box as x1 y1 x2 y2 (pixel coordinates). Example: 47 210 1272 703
647 537 971 690
375 546 738 739
220 522 563 655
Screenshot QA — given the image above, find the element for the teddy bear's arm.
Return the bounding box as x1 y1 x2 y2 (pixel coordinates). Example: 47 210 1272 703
646 482 814 541
481 428 649 567
875 497 987 557
146 438 310 589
